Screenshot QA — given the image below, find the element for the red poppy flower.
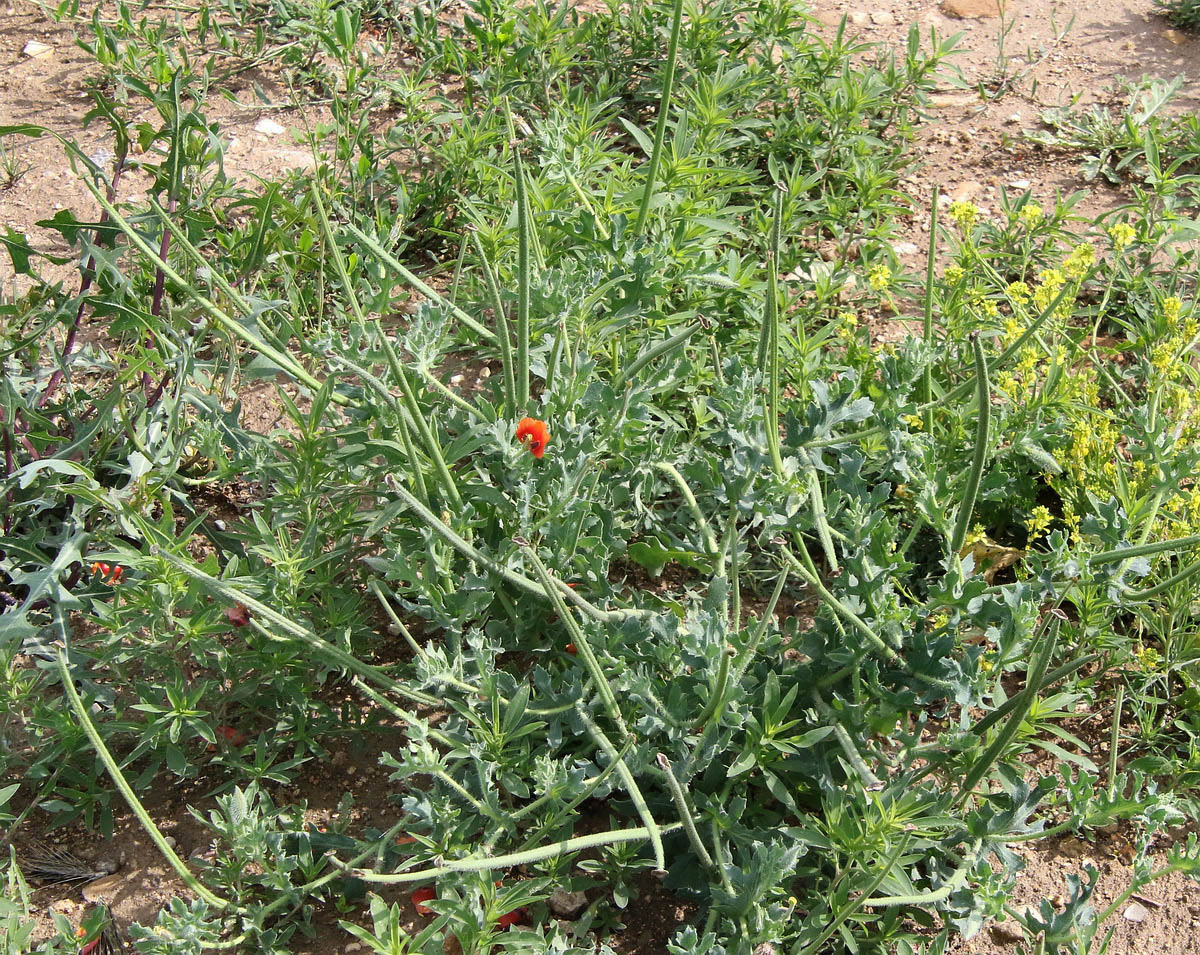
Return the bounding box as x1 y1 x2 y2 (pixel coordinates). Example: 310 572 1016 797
216 725 246 746
515 418 550 458
497 907 527 929
223 603 252 628
108 565 123 584
207 724 247 752
410 885 436 916
565 643 577 655
90 562 110 578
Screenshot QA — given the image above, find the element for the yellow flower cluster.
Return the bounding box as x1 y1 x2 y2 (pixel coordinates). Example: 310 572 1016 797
867 265 891 292
1025 505 1053 539
1032 268 1074 320
1162 295 1196 337
1131 644 1162 672
948 201 981 230
1017 203 1043 228
1006 281 1031 306
1063 243 1095 279
1063 414 1120 496
1001 317 1023 348
836 311 858 342
944 264 966 285
1108 222 1137 251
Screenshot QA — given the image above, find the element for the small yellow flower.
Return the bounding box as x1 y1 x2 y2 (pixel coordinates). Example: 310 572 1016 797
965 524 987 547
948 201 981 230
867 265 891 292
1025 505 1053 539
1132 644 1161 672
1108 222 1137 251
944 264 966 284
1163 296 1184 329
1017 203 1043 227
902 414 923 431
1006 281 1031 306
1150 342 1174 375
1064 243 1095 279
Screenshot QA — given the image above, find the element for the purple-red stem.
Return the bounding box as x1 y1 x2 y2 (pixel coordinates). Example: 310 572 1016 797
2 409 13 536
144 196 176 398
35 152 128 411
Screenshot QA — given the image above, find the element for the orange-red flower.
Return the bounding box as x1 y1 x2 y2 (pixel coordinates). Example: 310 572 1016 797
497 907 528 929
410 885 436 916
515 417 550 458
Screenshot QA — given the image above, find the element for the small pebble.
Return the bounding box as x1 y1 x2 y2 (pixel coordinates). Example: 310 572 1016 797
1123 902 1149 923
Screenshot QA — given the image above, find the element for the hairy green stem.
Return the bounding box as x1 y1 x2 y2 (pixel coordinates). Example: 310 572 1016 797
1108 682 1124 799
956 622 1058 806
632 0 685 235
471 231 518 413
1088 532 1200 567
577 707 666 873
157 551 442 709
922 186 939 434
385 476 649 625
793 836 912 954
950 332 990 557
524 544 625 733
341 221 496 344
511 134 532 410
802 449 838 572
656 462 719 556
860 840 980 908
782 544 952 690
614 323 701 390
376 329 463 508
333 823 679 883
812 689 882 790
55 647 233 912
656 753 715 870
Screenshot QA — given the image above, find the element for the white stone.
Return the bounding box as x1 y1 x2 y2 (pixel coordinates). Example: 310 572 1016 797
254 118 286 135
23 41 53 58
1123 902 1149 923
